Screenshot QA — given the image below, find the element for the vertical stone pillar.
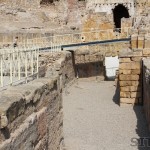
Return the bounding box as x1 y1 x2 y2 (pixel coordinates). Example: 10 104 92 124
119 50 142 105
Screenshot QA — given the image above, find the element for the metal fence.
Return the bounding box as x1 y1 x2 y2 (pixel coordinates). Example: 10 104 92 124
0 27 133 88
0 46 39 88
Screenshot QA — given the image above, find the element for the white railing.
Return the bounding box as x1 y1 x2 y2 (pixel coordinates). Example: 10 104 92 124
25 27 133 50
0 46 39 88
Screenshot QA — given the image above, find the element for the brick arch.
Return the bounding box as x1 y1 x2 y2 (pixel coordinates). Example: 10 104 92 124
112 4 130 29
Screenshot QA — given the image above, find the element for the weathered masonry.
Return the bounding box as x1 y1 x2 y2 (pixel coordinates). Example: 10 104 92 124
0 0 150 149
0 52 75 150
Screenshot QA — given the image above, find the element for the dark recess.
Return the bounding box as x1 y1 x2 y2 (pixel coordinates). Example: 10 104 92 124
113 4 130 29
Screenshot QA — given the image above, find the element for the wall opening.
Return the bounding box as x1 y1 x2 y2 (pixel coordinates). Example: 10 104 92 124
113 4 130 29
40 0 54 5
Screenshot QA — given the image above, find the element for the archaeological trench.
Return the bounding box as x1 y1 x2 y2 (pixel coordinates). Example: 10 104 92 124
0 0 150 149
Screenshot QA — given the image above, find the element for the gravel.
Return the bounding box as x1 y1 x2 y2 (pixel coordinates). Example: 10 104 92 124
63 79 150 150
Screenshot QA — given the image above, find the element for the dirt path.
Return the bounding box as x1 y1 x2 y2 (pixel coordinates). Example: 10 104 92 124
63 80 150 150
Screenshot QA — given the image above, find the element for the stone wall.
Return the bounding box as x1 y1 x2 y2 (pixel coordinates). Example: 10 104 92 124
143 58 150 130
74 42 129 79
0 51 75 150
118 32 150 105
119 49 142 104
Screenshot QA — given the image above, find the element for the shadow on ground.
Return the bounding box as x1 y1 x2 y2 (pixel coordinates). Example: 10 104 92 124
112 81 150 150
133 106 150 150
112 81 120 105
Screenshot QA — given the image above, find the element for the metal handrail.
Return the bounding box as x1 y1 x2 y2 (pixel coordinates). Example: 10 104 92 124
0 46 39 88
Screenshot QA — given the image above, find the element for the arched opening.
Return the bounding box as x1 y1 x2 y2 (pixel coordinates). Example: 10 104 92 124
113 4 130 29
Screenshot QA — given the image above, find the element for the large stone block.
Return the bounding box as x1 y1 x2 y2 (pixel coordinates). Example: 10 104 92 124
131 57 141 62
130 86 141 92
120 98 138 104
119 70 131 75
144 36 150 48
120 86 130 92
131 92 141 98
119 81 132 87
131 69 141 75
119 58 131 63
138 36 144 49
120 92 131 98
119 62 141 70
131 81 141 86
143 49 150 56
119 75 140 81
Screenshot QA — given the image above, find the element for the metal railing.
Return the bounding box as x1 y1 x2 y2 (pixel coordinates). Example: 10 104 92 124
0 46 39 88
0 27 133 89
25 27 133 50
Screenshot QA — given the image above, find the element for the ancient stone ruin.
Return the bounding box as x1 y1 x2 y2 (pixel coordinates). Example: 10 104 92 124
0 0 150 149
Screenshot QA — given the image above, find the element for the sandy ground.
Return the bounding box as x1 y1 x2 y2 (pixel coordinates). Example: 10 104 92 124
63 79 150 150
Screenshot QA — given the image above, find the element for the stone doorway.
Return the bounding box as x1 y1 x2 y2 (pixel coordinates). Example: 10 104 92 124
113 4 130 29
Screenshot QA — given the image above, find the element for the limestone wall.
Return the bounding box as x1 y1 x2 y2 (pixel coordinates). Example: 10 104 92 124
143 58 150 130
0 51 75 150
118 32 150 105
74 42 129 79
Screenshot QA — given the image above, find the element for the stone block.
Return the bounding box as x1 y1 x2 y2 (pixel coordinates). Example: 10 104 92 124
119 62 141 70
138 36 144 49
120 98 138 104
143 49 150 56
120 92 131 98
131 81 141 86
144 36 150 48
119 58 131 63
120 86 130 92
119 70 131 75
130 86 141 92
131 57 141 62
119 81 132 87
119 75 140 81
131 92 141 98
131 69 141 75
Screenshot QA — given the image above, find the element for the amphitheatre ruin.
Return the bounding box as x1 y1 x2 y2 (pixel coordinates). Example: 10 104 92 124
0 0 150 149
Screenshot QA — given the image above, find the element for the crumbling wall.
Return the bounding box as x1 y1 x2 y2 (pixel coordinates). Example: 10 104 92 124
0 51 75 150
143 58 150 130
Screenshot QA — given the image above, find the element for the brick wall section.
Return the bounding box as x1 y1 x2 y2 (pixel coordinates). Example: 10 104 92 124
143 59 150 130
119 33 150 105
119 49 142 104
74 42 129 78
0 51 75 150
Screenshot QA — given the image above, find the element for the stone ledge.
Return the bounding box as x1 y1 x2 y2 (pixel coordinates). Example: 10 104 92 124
0 77 58 129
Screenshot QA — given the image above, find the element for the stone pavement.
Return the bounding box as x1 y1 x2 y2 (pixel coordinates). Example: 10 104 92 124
63 79 150 150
